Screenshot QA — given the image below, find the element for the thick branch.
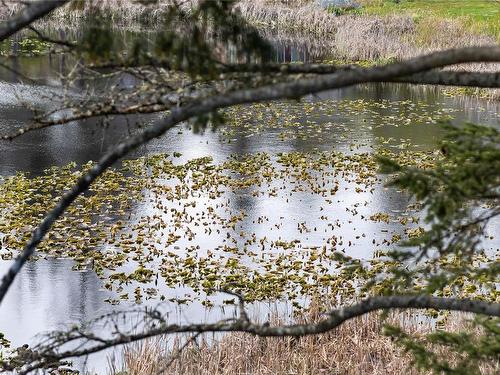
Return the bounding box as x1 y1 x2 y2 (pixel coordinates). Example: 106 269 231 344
1 46 500 303
18 295 500 374
0 1 71 42
5 70 499 141
89 60 349 74
27 25 76 48
391 70 500 87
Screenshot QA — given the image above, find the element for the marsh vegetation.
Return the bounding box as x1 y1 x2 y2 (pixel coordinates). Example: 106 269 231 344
0 1 498 374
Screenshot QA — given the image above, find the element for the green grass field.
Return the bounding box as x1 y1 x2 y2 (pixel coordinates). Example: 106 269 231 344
358 0 500 39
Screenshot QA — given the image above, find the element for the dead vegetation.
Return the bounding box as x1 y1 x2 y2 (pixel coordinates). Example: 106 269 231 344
237 0 500 99
2 1 497 62
237 0 497 59
114 309 498 375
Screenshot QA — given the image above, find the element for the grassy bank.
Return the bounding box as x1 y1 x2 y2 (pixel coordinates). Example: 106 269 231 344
238 0 497 57
0 0 182 27
2 1 497 61
358 0 500 41
237 0 500 99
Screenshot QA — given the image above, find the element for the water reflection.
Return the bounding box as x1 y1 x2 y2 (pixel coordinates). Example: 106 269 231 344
0 37 499 374
271 41 312 63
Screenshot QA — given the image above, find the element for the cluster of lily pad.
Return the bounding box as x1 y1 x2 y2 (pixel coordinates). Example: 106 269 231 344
1 141 496 307
0 98 498 309
0 37 52 57
218 99 459 144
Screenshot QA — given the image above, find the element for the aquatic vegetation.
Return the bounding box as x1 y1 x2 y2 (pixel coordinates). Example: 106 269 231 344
0 37 52 57
1 98 497 308
219 98 459 145
0 138 495 308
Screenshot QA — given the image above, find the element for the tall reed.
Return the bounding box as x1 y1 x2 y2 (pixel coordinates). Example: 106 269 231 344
116 310 498 375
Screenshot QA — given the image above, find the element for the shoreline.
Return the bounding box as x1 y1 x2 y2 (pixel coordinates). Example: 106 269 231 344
1 1 498 100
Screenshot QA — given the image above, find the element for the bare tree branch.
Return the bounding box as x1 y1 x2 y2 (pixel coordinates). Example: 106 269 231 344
1 45 500 305
157 333 201 375
15 295 500 374
27 25 76 48
0 0 71 42
4 70 499 141
391 70 500 87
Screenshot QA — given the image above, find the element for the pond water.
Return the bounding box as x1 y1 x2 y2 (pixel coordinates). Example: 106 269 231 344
0 38 499 373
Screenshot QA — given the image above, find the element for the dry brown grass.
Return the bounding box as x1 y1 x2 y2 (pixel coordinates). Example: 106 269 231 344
237 0 497 59
237 0 500 99
0 1 18 19
237 1 418 61
0 0 193 24
114 309 497 375
2 0 498 99
2 1 496 61
120 313 414 375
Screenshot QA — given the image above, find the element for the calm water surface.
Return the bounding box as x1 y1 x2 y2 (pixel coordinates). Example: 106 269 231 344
0 42 499 373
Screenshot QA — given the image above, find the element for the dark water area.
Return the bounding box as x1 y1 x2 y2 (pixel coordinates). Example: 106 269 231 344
1 52 499 176
0 35 499 373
